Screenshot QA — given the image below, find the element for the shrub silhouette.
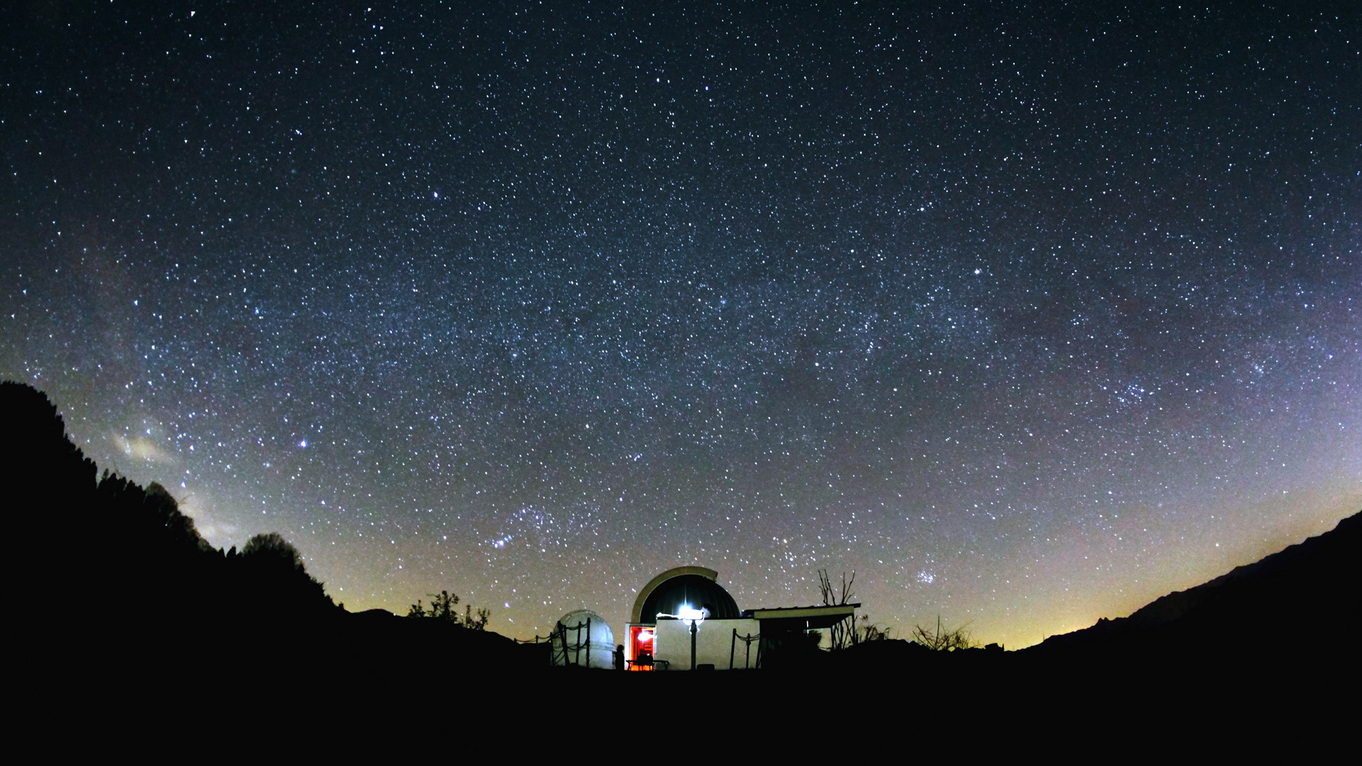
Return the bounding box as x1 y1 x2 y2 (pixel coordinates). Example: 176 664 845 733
408 589 490 630
912 616 974 651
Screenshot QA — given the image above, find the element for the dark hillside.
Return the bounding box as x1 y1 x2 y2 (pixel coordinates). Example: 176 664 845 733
1023 511 1361 667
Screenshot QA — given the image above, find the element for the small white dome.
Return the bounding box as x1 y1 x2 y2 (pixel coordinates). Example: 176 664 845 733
552 609 616 669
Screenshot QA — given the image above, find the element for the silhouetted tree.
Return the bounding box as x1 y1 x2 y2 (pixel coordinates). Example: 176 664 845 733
236 532 335 619
817 569 887 647
3 382 98 553
144 482 212 554
856 614 891 642
464 604 491 631
242 532 306 571
408 589 490 630
912 615 974 651
409 589 458 620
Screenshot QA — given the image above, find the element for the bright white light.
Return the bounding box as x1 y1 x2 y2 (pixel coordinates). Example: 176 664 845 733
677 604 709 626
657 605 710 628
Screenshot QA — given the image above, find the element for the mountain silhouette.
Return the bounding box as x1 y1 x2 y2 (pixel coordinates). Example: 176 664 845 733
1025 511 1361 665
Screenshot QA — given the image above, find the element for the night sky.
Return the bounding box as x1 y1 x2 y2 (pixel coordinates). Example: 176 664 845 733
3 1 1358 649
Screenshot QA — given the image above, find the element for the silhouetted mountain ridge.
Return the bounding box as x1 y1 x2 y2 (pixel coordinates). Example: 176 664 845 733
2 383 338 646
2 381 534 681
1026 510 1361 661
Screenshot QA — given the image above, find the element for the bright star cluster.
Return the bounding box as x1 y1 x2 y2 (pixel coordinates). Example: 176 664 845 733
3 2 1358 648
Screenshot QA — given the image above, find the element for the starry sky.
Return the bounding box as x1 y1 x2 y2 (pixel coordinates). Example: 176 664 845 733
3 1 1359 650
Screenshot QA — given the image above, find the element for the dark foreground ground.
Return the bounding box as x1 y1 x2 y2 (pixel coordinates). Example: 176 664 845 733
19 605 1354 761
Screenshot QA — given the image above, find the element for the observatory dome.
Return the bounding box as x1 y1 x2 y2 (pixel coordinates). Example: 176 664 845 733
633 567 741 623
552 609 615 669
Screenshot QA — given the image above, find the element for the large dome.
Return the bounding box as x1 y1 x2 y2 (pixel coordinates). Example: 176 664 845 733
632 567 741 623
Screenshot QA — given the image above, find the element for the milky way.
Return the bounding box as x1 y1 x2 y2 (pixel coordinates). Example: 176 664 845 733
3 2 1358 648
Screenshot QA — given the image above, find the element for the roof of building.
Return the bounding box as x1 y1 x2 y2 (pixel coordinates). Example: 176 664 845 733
743 604 860 630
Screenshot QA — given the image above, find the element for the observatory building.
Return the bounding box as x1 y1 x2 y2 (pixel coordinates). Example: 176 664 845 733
624 565 858 670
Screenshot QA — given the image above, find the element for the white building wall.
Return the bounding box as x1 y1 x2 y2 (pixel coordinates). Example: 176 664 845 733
654 618 761 670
